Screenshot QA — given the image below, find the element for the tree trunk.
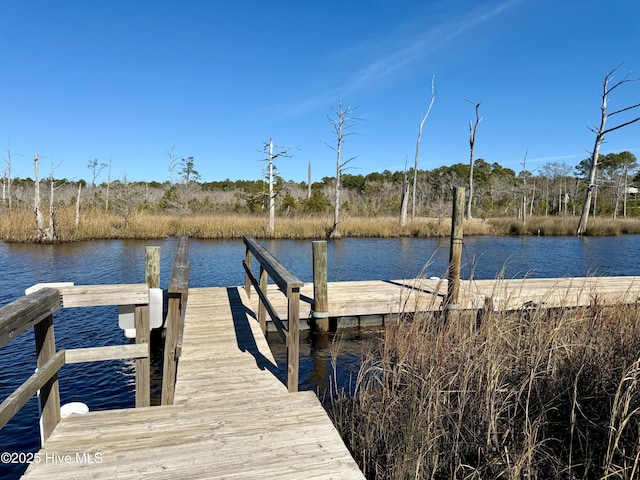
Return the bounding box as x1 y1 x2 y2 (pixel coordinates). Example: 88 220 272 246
466 103 481 220
412 76 435 219
75 183 82 228
33 154 46 241
268 138 275 233
400 168 409 226
577 67 640 235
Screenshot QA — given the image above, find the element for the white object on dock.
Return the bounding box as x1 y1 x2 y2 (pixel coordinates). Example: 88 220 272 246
118 287 163 334
60 402 89 418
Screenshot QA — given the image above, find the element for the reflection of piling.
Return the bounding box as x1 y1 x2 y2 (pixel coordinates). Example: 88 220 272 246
311 241 330 333
447 187 465 307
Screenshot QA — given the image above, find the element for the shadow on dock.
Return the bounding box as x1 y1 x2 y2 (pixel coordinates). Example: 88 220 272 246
226 286 279 376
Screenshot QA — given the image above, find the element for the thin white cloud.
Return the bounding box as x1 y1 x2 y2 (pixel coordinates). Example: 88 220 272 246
340 0 520 94
276 0 520 118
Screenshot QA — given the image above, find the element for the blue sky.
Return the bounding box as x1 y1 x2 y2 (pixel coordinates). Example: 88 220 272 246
2 0 640 184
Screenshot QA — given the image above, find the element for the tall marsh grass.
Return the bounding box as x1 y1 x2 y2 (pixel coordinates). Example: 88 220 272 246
2 207 640 242
328 295 640 479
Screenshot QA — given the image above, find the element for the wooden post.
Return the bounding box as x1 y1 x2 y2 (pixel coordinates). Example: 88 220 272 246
447 187 465 306
286 288 300 393
311 241 329 333
33 314 60 444
161 293 180 406
135 304 150 407
258 266 268 334
145 246 161 289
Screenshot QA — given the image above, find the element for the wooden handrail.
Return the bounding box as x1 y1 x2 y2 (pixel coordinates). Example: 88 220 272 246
0 288 61 348
243 235 302 392
0 283 153 444
161 236 190 405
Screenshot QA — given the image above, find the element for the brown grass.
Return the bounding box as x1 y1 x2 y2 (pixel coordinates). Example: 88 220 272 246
327 288 640 479
2 207 640 242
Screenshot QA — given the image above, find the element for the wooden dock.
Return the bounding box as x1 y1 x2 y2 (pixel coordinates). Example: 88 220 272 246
20 286 365 479
241 275 640 330
7 233 640 479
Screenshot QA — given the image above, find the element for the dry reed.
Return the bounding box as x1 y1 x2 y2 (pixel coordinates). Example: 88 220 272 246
5 206 638 242
327 285 640 479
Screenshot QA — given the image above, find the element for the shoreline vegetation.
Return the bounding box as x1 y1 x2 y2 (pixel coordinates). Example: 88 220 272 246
328 292 640 479
2 208 640 243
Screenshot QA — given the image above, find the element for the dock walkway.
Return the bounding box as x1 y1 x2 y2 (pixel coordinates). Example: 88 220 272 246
21 287 365 479
19 274 640 479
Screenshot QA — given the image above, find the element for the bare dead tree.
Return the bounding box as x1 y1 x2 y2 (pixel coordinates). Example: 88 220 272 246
324 99 360 239
105 158 112 211
261 138 293 233
167 145 177 185
400 157 410 225
33 153 57 242
577 66 640 235
75 182 82 228
3 143 12 210
88 158 107 187
466 101 482 220
34 153 45 238
411 75 436 220
520 148 529 223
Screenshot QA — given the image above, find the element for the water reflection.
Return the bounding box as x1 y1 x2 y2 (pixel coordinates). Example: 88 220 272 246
2 235 640 479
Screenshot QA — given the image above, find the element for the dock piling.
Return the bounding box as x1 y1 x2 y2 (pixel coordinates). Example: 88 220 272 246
311 241 329 333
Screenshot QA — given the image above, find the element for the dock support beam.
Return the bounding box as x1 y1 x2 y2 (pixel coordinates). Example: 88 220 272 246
311 241 329 333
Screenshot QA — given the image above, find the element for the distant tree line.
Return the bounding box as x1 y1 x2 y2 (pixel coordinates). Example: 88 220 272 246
2 152 639 226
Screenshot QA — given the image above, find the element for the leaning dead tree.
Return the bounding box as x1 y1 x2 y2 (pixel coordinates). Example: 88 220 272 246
466 101 482 220
324 100 360 239
411 75 436 221
261 138 293 233
400 157 410 225
577 66 640 236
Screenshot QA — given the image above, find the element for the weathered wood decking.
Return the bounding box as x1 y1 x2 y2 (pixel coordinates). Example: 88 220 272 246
246 276 640 327
21 287 365 479
19 275 640 479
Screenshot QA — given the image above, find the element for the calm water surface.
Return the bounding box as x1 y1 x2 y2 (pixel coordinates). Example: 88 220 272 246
1 235 639 478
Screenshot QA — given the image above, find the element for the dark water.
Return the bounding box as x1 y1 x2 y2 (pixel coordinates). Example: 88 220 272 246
1 235 639 478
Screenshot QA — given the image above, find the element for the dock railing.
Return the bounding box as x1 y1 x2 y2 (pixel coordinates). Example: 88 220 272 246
243 235 303 392
0 284 151 444
161 235 190 405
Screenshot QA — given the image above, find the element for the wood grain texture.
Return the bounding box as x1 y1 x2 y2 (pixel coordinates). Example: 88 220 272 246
22 287 365 479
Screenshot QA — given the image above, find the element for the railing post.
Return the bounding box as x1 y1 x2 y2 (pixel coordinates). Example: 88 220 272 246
161 292 180 405
258 266 268 334
161 236 190 406
33 314 60 444
135 304 150 407
286 287 300 393
145 246 161 289
311 241 329 333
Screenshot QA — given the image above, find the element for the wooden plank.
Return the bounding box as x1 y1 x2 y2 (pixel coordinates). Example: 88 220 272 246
0 287 61 347
168 236 189 293
65 344 149 364
20 287 367 479
60 284 148 308
0 350 65 430
135 305 150 408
